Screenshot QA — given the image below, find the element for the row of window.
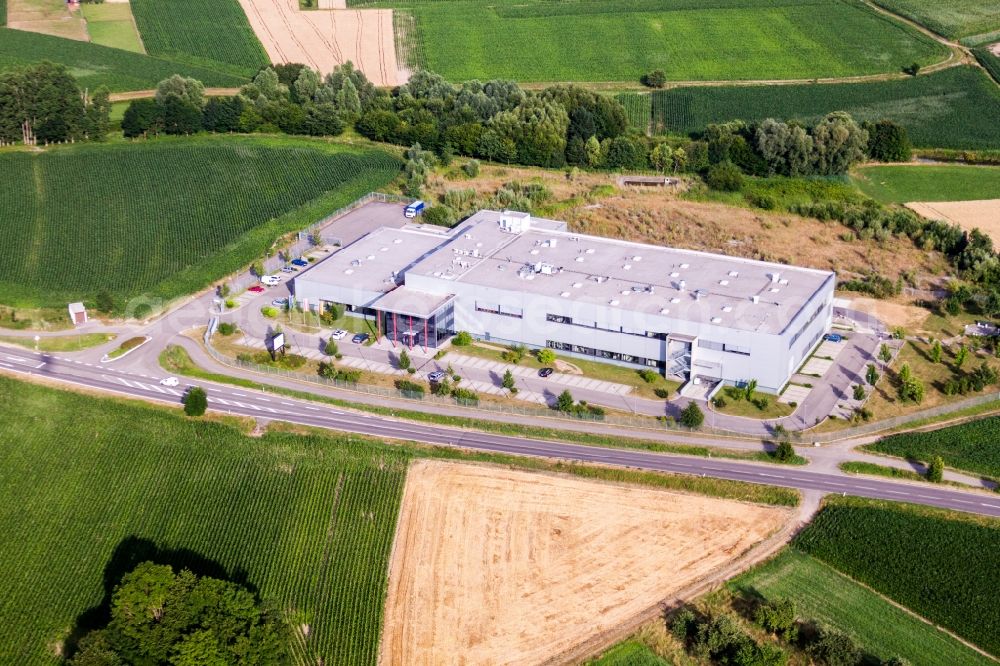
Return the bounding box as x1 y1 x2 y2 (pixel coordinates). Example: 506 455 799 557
697 339 751 356
476 302 523 319
546 340 665 369
790 300 828 346
545 313 668 340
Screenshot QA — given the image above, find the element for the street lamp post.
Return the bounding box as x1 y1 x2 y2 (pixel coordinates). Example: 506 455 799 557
33 335 40 352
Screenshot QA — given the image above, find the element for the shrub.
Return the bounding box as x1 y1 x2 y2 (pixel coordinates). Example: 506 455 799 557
751 395 770 410
217 322 237 335
852 384 865 401
807 627 861 666
926 456 944 483
501 344 526 364
637 368 659 383
462 159 480 178
679 402 705 428
398 349 411 370
260 306 278 318
654 388 670 399
773 439 796 462
324 338 338 356
452 331 472 346
706 161 744 192
422 205 456 227
754 597 798 642
394 379 425 398
224 298 236 309
555 389 574 412
451 387 479 405
641 70 667 88
182 386 207 416
536 347 556 364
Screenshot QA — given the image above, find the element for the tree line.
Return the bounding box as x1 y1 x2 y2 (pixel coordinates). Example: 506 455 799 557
0 62 110 145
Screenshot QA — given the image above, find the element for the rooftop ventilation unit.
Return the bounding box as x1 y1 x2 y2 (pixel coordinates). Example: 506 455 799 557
722 306 733 313
770 272 780 283
589 275 608 283
380 247 388 252
344 268 354 275
671 297 681 304
670 272 680 278
609 299 620 306
660 308 670 315
549 239 558 248
680 263 690 269
530 249 540 255
560 291 570 297
728 271 739 277
751 295 760 304
633 255 642 262
367 255 375 261
720 279 729 286
575 256 585 262
770 287 780 293
711 317 722 324
623 264 632 271
351 259 361 266
694 290 703 301
621 290 631 296
779 278 789 285
678 280 686 291
585 248 596 255
499 211 531 234
393 238 403 244
534 262 556 275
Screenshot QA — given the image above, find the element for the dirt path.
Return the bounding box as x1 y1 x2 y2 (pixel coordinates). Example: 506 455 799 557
378 460 794 665
109 88 241 102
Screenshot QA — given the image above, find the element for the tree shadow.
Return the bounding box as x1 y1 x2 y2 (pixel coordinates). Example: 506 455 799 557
64 535 252 659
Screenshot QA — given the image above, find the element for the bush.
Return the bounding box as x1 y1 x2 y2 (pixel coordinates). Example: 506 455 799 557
501 344 526 364
452 331 472 346
641 70 667 88
773 439 796 462
637 368 659 383
754 597 798 642
536 347 556 364
224 299 236 309
807 627 861 666
451 387 479 405
555 389 574 412
422 205 456 227
324 338 338 356
398 349 411 370
462 159 480 178
679 402 705 428
654 387 670 399
706 161 744 191
182 386 207 416
394 379 425 398
260 306 278 318
217 322 237 335
926 456 944 483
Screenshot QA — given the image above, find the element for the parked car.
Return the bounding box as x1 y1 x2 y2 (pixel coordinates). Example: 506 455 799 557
428 370 447 383
248 285 265 294
538 367 554 378
271 298 287 307
280 266 297 273
331 329 348 340
159 376 179 387
291 258 309 267
351 333 370 344
823 333 843 343
260 275 281 286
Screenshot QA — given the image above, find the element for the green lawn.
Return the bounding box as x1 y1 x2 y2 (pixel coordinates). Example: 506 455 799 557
794 497 1000 656
0 332 115 352
79 2 144 53
0 27 247 91
130 0 269 76
729 548 994 666
0 136 399 309
864 415 1000 478
852 165 1000 203
588 640 671 665
0 375 407 665
870 0 1000 40
359 0 945 83
713 386 794 419
635 66 1000 150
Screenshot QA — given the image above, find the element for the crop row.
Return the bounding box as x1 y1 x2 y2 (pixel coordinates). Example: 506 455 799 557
794 497 1000 656
866 415 1000 478
0 375 409 664
0 27 247 91
405 0 943 83
869 0 1000 40
130 0 269 76
0 139 399 308
642 66 1000 150
616 92 651 134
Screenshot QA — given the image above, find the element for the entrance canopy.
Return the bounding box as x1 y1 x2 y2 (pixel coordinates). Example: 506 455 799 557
371 287 455 319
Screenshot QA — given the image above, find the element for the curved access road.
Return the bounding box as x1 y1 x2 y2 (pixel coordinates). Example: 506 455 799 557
2 345 998 518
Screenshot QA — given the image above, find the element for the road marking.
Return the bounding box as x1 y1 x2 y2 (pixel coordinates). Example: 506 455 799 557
258 398 270 402
304 406 319 411
281 402 295 406
232 393 247 397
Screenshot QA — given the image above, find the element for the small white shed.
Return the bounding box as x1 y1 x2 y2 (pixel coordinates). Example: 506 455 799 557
68 302 87 326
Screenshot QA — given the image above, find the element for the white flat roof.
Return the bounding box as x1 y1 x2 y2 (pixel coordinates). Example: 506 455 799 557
408 211 833 335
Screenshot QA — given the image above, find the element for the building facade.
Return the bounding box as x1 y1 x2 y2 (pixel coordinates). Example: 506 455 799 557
293 210 835 394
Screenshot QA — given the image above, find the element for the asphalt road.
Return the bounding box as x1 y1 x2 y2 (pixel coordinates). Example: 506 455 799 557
3 346 999 518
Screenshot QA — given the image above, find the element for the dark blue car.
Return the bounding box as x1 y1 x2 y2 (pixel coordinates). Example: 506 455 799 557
823 333 843 343
291 258 309 267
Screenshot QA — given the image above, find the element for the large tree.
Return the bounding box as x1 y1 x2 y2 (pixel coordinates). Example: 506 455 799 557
811 112 869 176
69 562 289 665
0 61 87 143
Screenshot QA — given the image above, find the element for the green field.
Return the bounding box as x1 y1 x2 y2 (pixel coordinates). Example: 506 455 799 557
79 3 145 53
131 0 268 76
0 28 247 90
634 66 1000 150
870 0 1000 40
853 165 1000 203
355 0 945 83
794 497 1000 656
0 375 406 664
973 45 1000 84
865 416 1000 477
0 136 399 308
589 640 671 665
730 549 993 665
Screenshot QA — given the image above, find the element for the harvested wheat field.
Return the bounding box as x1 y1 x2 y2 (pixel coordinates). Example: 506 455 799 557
237 0 401 84
379 460 790 665
906 200 1000 246
7 0 89 41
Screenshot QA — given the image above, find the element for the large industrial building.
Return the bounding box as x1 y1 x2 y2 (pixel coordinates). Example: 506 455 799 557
293 210 836 394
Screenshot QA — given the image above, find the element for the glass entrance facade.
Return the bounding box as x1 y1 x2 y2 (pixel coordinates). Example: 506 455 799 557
377 302 455 349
